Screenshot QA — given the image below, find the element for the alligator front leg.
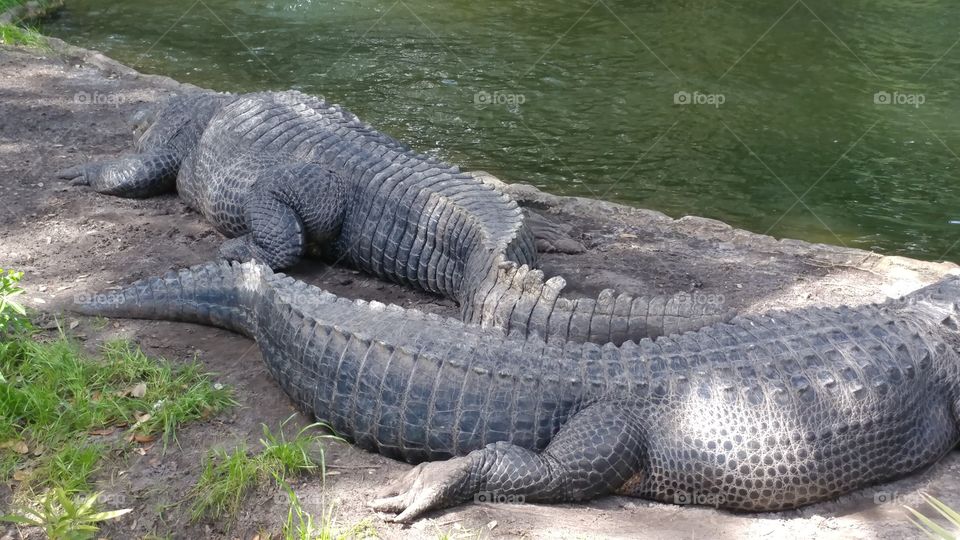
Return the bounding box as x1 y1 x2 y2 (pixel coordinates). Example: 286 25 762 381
57 151 180 198
219 163 346 269
370 403 644 522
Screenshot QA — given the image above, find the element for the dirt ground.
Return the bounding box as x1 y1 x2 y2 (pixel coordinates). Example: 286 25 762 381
2 39 960 539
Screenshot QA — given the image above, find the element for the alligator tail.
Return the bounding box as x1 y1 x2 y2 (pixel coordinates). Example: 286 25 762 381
73 260 262 337
463 255 734 345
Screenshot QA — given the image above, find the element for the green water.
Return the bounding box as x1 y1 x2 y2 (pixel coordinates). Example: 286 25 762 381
43 0 960 261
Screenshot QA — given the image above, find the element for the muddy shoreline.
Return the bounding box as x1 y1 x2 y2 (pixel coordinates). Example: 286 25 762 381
1 39 959 539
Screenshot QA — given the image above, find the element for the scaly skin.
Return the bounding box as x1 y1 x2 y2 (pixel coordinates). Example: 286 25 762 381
59 90 731 345
76 260 960 521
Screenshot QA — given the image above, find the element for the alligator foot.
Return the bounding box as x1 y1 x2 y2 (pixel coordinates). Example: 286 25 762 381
56 152 180 198
370 456 474 522
524 209 585 254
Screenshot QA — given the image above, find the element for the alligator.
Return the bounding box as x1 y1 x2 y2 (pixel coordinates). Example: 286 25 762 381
58 90 729 345
75 260 960 521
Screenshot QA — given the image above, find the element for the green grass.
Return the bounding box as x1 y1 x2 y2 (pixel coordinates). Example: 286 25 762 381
280 482 377 540
189 418 341 521
32 443 105 494
0 23 44 47
0 333 235 494
191 444 259 521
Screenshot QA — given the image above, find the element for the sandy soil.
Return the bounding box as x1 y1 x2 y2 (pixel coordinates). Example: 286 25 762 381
2 39 960 539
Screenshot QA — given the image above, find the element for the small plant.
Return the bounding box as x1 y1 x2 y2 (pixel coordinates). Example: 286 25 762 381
259 417 334 484
190 443 259 520
906 493 960 539
0 268 31 335
190 418 341 520
282 482 317 540
1 488 131 540
280 482 377 540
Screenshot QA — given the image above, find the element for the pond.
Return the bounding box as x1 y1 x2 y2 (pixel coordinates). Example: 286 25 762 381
43 0 960 261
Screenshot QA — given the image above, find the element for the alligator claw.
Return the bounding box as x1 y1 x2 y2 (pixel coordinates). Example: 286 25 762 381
369 457 473 522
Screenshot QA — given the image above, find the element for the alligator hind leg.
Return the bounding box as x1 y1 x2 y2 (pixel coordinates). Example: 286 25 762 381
370 403 644 522
219 163 346 270
57 151 180 198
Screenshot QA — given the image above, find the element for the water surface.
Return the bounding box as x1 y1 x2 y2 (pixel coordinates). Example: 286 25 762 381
44 0 960 260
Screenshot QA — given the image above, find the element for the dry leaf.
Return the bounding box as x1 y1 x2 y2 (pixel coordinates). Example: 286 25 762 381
132 433 156 444
89 428 116 436
13 470 31 481
69 320 80 329
12 441 29 455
